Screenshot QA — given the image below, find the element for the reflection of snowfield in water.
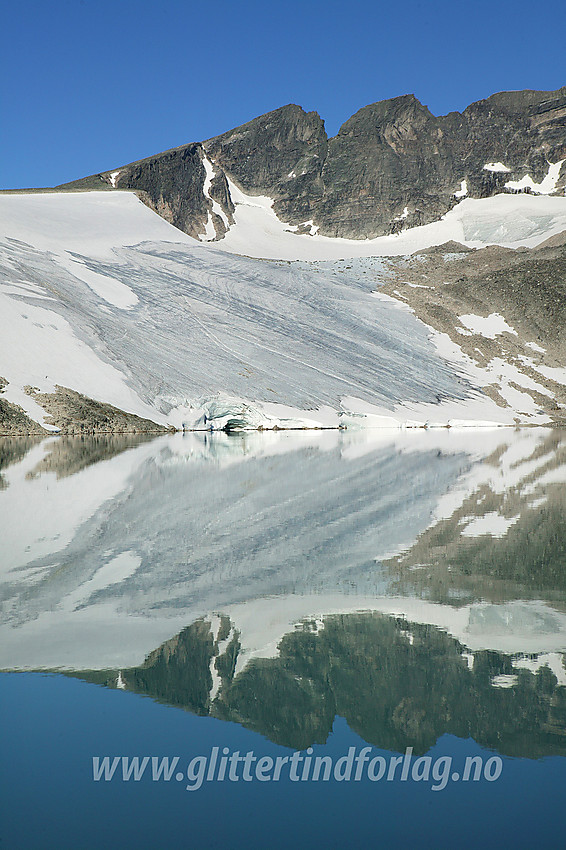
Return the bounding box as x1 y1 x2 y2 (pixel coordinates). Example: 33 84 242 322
0 427 565 670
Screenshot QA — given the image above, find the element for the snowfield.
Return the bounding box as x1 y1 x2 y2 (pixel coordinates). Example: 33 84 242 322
1 188 565 431
216 178 566 260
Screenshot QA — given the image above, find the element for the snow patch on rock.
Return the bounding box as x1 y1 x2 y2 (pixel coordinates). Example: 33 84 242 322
483 162 511 173
458 313 518 339
198 156 230 242
454 180 468 198
505 159 565 195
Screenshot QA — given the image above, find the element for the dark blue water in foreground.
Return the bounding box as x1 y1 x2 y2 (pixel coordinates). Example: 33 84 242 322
1 672 565 850
2 432 566 848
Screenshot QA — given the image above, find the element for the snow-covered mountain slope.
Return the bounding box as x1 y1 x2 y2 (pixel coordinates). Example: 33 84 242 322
210 179 566 261
1 189 565 432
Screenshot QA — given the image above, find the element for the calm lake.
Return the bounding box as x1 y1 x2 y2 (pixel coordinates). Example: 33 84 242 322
1 428 565 848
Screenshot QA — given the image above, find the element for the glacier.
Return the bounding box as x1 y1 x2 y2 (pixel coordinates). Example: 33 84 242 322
1 189 566 430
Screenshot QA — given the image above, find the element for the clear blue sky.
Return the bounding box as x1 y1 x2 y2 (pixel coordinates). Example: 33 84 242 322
1 0 565 189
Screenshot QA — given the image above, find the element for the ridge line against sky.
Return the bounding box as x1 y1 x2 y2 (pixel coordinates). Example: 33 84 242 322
1 0 565 190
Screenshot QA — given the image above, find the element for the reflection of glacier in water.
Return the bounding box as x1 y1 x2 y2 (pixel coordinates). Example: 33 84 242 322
0 427 565 673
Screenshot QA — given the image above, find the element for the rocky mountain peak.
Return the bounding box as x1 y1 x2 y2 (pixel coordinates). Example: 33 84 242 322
58 86 566 242
338 93 432 134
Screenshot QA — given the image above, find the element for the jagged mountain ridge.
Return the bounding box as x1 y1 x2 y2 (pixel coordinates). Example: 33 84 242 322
59 87 566 241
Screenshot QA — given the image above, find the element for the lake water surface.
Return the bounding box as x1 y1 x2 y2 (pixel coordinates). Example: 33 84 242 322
1 429 565 848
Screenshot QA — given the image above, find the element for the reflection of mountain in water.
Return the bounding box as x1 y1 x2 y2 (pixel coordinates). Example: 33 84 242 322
74 610 566 759
1 428 565 676
24 434 157 480
386 429 566 600
3 429 566 758
0 435 43 489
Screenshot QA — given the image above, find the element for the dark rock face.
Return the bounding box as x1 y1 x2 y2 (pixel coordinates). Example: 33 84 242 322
316 89 566 237
208 168 235 238
319 94 453 237
118 144 209 240
58 87 566 241
204 103 328 226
